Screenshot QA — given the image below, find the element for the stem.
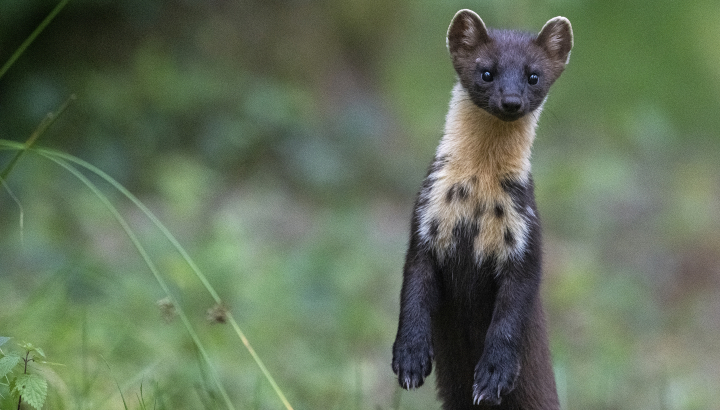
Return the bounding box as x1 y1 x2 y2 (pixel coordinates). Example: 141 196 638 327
0 94 75 182
0 0 71 81
23 351 30 374
17 351 31 410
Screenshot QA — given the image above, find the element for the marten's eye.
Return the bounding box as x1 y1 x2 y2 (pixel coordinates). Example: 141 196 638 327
481 71 493 82
528 74 539 85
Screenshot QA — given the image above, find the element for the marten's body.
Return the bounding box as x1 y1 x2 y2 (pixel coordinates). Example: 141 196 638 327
392 10 573 409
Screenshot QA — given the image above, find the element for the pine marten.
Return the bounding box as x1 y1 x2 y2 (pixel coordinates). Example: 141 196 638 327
392 9 573 409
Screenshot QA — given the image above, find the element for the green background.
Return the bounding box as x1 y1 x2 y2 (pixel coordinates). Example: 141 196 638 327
2 0 720 409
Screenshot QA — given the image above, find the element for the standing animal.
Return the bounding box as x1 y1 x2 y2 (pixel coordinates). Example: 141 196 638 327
391 9 573 409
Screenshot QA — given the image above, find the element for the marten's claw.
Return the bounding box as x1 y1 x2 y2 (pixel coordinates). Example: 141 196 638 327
472 353 519 405
392 340 433 390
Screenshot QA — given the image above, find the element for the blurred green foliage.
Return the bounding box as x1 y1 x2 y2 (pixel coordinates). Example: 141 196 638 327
2 0 720 409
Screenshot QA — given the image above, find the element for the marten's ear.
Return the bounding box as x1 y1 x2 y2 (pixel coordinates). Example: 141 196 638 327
447 9 490 59
536 17 573 65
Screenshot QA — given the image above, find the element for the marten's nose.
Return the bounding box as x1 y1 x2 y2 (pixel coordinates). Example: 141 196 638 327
501 95 522 113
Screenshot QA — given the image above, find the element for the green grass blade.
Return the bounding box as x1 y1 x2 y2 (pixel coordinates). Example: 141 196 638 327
101 356 130 410
0 0 70 81
0 177 24 243
40 155 237 410
34 148 294 410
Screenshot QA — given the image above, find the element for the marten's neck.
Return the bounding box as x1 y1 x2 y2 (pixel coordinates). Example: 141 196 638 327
438 83 540 190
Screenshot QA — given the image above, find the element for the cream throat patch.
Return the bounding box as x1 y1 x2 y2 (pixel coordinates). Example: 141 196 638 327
417 84 540 265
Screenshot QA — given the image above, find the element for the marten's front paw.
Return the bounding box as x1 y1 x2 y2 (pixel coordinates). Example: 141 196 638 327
392 338 433 390
472 352 520 405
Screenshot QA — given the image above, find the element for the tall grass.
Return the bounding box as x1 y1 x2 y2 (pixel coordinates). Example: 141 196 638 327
0 1 294 408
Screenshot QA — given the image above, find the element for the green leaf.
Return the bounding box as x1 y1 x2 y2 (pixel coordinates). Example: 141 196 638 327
0 336 10 347
17 342 47 358
0 354 22 379
12 373 47 410
31 347 46 359
8 375 18 398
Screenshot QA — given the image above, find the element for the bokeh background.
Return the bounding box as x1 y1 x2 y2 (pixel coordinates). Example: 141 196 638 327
2 0 720 409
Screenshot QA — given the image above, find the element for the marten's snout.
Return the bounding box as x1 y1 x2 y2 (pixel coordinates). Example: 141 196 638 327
501 94 523 113
492 92 525 121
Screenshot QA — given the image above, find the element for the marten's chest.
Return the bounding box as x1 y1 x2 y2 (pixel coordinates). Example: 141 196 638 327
416 158 535 265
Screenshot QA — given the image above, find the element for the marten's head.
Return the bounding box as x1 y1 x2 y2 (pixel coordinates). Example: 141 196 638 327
447 10 573 122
